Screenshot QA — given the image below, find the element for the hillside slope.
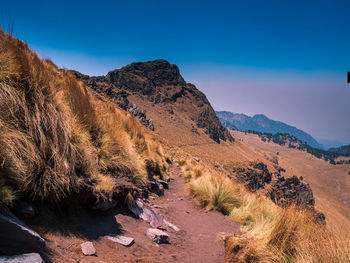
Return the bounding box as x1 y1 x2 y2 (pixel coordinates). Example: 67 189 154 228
0 30 168 209
217 111 323 149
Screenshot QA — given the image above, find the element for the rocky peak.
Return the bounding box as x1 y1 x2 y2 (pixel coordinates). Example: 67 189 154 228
105 60 186 94
72 60 234 144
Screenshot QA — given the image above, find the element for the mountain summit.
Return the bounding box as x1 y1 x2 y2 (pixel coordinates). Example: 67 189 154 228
74 60 233 144
216 111 323 149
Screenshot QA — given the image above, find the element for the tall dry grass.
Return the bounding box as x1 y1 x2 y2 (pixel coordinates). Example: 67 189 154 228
0 29 167 207
225 207 350 263
184 162 349 262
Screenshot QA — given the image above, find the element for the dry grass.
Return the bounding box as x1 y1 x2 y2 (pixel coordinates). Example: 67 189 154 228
184 162 349 262
0 29 167 207
187 173 240 215
225 207 350 263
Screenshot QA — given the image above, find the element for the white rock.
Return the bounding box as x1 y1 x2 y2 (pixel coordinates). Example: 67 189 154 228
106 235 134 246
164 219 180 232
81 241 96 256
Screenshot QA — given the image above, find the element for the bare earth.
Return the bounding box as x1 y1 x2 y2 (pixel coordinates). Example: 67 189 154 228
29 165 239 263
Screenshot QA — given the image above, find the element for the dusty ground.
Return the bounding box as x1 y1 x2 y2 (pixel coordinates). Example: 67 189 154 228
27 165 239 263
231 130 350 237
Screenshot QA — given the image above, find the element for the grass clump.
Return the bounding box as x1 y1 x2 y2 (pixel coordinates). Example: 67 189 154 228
224 205 350 263
188 174 240 215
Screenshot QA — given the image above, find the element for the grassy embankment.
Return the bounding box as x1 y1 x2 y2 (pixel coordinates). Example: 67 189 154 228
0 30 168 209
179 159 350 263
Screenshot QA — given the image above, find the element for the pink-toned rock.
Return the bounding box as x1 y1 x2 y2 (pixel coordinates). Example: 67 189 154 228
81 241 96 256
150 213 164 228
146 228 170 244
128 199 164 228
106 235 134 246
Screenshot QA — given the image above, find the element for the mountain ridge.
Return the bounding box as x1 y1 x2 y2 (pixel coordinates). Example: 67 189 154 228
73 59 234 144
216 111 323 149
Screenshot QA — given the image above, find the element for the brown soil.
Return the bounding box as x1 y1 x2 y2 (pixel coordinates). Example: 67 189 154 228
29 165 239 263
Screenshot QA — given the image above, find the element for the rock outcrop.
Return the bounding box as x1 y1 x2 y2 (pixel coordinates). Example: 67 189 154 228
0 214 45 255
232 162 272 191
0 253 44 263
72 60 233 143
270 176 314 208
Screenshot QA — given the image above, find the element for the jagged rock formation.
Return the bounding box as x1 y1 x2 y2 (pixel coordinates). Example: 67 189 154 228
270 176 314 208
232 162 272 191
231 162 325 223
270 175 326 224
73 60 233 143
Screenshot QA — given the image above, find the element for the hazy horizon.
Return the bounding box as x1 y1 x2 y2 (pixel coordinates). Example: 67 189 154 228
2 0 349 145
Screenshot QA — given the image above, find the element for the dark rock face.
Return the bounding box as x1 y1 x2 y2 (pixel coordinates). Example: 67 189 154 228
197 108 234 143
72 60 233 143
232 162 272 191
0 214 45 255
0 253 44 263
148 179 165 196
106 59 186 94
270 176 314 209
269 176 326 224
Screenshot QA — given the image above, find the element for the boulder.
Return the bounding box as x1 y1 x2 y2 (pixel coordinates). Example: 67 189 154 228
80 242 96 256
149 180 164 196
146 228 170 244
11 201 35 219
0 214 45 255
127 197 164 228
270 176 315 208
193 157 200 162
0 253 44 263
106 235 134 246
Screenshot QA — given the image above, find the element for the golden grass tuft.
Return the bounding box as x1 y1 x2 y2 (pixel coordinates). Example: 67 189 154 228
225 203 350 263
188 174 240 215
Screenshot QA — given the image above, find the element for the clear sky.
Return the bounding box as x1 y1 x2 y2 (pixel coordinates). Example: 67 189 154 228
2 0 350 145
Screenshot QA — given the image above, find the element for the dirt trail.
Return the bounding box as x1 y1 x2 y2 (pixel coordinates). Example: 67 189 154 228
39 165 240 263
148 164 241 262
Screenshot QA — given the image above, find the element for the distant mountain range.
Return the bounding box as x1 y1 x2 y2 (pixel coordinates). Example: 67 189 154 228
216 111 323 149
329 144 350 156
315 138 348 150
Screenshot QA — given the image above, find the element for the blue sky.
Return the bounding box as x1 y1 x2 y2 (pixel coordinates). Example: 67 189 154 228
2 0 350 145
